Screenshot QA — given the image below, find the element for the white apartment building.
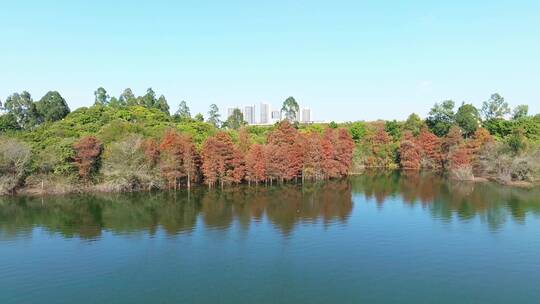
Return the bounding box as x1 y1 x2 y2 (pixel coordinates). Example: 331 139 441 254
301 108 311 123
260 103 270 124
243 105 256 124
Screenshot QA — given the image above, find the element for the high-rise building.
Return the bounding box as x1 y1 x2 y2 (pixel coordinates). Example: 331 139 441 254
271 110 281 123
243 105 256 124
260 103 270 124
227 107 236 118
301 108 311 123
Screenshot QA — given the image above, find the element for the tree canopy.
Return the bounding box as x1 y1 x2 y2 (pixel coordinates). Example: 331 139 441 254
281 96 299 121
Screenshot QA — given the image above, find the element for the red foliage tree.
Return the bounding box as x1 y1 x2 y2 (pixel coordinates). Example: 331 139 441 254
142 138 160 167
416 128 442 169
321 129 341 178
73 136 102 180
367 127 393 168
245 144 266 184
201 132 244 187
159 130 199 189
449 144 472 170
399 131 421 170
266 121 303 182
335 128 354 175
441 125 463 168
302 132 325 180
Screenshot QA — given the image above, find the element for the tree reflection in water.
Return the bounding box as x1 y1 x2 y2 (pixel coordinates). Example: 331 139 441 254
1 173 539 239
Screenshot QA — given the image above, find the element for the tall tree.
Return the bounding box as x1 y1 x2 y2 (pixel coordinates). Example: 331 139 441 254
417 128 442 169
119 88 136 106
426 100 455 137
155 95 170 114
3 91 40 129
481 93 510 120
35 91 70 123
159 130 199 189
224 108 246 130
512 105 529 120
175 100 191 121
207 104 221 128
245 144 266 184
455 103 480 137
302 132 325 180
335 128 355 175
281 96 299 121
321 129 341 178
139 88 156 108
94 87 109 106
368 127 393 168
267 121 303 181
201 132 244 187
399 131 421 170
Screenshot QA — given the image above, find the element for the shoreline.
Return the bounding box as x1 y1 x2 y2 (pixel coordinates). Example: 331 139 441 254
5 171 538 198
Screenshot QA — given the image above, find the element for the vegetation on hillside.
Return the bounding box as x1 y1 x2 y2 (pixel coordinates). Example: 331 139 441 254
1 88 539 195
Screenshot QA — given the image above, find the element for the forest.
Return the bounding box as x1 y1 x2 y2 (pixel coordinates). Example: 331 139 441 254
0 87 539 195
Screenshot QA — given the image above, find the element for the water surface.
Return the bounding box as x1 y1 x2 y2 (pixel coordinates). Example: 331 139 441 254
1 172 540 303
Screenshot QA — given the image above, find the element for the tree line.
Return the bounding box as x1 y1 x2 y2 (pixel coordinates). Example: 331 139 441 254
1 88 539 195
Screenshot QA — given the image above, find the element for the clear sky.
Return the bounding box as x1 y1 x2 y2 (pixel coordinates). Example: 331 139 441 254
1 0 539 121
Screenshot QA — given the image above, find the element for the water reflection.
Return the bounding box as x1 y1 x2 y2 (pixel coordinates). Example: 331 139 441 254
1 173 539 239
354 171 540 230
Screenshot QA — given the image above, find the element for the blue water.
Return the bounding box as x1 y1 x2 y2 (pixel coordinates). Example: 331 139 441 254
1 173 540 303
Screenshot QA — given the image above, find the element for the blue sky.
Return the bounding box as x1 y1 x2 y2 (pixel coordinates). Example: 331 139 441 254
1 0 539 121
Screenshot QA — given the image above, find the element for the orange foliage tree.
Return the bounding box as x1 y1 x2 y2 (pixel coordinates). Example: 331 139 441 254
367 127 393 168
399 131 421 170
302 132 325 180
201 132 244 187
159 130 199 189
417 128 442 169
142 138 160 167
245 144 266 184
73 136 103 180
266 121 303 182
335 128 355 175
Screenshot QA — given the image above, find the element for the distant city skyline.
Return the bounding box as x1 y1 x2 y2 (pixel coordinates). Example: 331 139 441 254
1 1 539 120
225 102 313 125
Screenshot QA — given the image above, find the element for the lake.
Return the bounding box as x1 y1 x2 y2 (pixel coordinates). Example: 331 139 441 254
1 172 540 303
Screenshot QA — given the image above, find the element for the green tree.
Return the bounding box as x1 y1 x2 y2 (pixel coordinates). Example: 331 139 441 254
194 113 204 122
0 113 19 132
403 113 424 136
207 104 221 128
35 91 70 123
426 100 455 137
349 121 367 142
140 88 156 108
455 103 480 137
507 128 528 154
223 108 245 130
155 95 170 114
176 100 191 121
512 105 529 120
3 91 40 129
94 87 109 105
119 88 136 106
329 121 338 129
281 96 299 121
481 93 510 120
384 120 402 140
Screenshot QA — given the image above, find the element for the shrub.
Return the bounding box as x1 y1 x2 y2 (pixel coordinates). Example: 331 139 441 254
0 137 32 194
